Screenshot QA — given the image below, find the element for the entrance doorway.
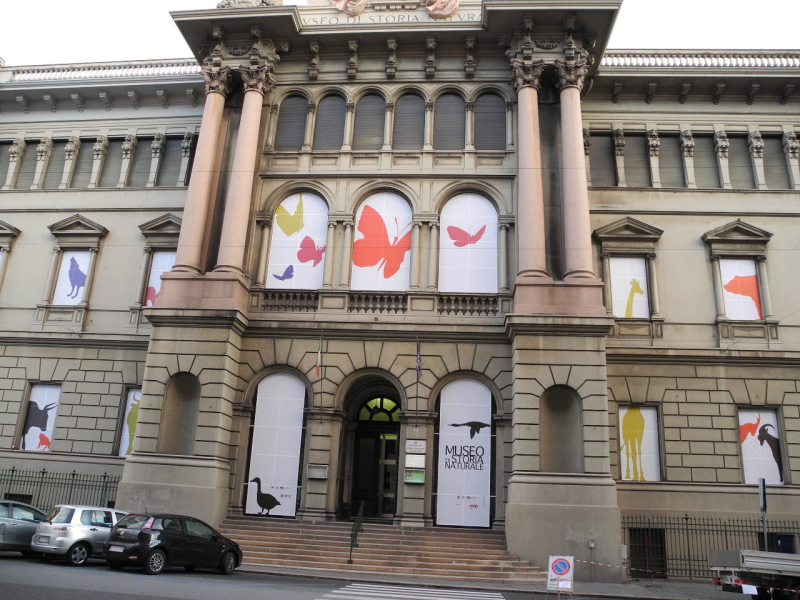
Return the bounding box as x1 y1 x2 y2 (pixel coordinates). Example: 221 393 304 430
350 397 400 519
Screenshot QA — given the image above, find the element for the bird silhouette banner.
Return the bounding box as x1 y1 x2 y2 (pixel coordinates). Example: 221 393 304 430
436 378 491 527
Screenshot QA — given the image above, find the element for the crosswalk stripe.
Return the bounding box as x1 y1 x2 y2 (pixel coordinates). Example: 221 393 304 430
319 582 505 600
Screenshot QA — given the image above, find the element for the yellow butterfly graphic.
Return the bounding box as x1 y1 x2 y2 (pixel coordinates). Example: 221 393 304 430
275 194 305 236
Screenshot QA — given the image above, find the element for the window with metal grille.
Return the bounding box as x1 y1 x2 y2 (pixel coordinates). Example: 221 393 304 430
628 528 667 579
352 94 385 151
728 135 755 190
70 140 96 189
474 94 506 150
128 138 152 187
313 95 346 151
433 94 465 150
13 142 38 190
658 134 685 188
763 136 791 190
156 137 184 187
392 94 424 151
274 95 307 151
624 133 650 187
42 141 67 189
589 133 616 186
693 135 721 189
98 139 125 188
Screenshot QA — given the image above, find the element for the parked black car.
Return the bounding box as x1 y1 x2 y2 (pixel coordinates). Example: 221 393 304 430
103 514 242 575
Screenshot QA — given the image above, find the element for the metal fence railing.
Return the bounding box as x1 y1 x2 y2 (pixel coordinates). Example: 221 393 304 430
0 467 120 511
622 514 800 580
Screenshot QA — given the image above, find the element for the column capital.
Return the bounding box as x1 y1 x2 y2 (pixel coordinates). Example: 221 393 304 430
239 64 274 96
554 59 589 92
425 101 434 111
509 58 545 93
201 66 232 97
345 101 355 113
755 254 767 263
143 246 153 254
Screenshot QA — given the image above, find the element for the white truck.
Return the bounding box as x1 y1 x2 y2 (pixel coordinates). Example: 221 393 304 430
708 550 800 599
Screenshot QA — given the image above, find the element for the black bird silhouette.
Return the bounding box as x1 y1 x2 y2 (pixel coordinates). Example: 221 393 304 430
449 421 490 439
250 477 281 515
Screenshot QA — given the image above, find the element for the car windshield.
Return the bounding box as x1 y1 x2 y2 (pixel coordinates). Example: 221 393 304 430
115 514 151 530
45 507 74 524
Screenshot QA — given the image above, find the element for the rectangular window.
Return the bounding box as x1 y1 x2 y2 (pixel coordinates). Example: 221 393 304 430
118 388 142 457
739 408 783 485
21 384 61 452
618 405 661 482
145 250 176 307
610 257 650 318
719 258 762 320
52 250 91 305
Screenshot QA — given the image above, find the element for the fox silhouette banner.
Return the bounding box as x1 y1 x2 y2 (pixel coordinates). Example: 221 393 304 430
436 379 491 527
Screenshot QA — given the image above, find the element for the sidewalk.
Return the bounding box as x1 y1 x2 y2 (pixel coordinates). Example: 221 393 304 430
240 564 743 599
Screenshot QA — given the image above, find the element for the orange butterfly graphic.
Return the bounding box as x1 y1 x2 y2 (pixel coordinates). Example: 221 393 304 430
353 206 412 279
447 224 487 247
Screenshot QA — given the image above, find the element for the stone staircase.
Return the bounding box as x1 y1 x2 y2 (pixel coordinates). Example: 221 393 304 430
217 516 546 584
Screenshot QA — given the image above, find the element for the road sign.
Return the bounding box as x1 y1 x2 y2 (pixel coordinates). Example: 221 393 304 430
547 555 575 592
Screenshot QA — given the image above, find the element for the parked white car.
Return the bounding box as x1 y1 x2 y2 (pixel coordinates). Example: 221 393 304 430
30 505 127 566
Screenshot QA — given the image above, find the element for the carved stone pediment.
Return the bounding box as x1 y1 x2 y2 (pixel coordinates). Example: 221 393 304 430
139 214 183 247
0 220 21 247
702 220 772 258
594 217 663 254
48 215 108 248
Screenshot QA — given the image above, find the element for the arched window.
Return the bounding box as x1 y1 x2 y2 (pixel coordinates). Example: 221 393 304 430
351 192 412 292
392 94 425 151
246 372 306 517
352 94 385 151
358 397 400 422
158 372 200 456
433 93 466 150
313 95 346 151
436 378 492 527
274 95 308 151
439 193 498 293
540 386 583 474
474 94 506 150
266 192 328 289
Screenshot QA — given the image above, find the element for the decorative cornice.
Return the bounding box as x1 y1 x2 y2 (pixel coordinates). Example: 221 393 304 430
601 51 800 70
239 64 274 95
509 58 545 93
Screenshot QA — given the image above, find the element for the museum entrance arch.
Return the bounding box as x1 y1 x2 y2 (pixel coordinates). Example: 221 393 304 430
339 375 402 520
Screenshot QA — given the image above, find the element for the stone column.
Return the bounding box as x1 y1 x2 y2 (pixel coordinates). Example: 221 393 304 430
465 101 475 151
59 137 81 189
410 222 421 290
173 66 230 273
756 256 774 319
710 256 727 319
342 102 355 151
215 65 273 275
505 101 515 151
681 130 697 189
784 131 800 190
555 58 596 279
646 253 661 318
321 220 336 289
134 247 153 308
177 132 195 186
510 59 549 281
87 136 108 189
263 104 279 151
42 247 62 304
647 129 661 188
498 223 509 293
30 138 53 190
612 129 626 187
426 222 439 291
117 134 138 188
583 128 592 187
749 131 768 190
423 101 434 151
146 134 166 188
254 216 272 287
82 247 100 303
338 220 353 290
302 102 317 151
600 252 613 315
715 131 733 190
382 101 395 151
2 139 26 190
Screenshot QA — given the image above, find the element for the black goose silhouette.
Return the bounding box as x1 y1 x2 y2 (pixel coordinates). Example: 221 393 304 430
250 477 281 515
449 421 490 439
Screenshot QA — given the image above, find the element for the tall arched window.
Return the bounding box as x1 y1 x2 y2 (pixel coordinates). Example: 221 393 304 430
312 95 346 151
439 193 498 293
436 378 493 528
392 94 425 150
352 94 385 151
434 93 466 150
274 95 308 151
266 192 328 289
351 192 412 292
246 372 306 517
474 94 506 150
540 386 583 474
157 372 200 456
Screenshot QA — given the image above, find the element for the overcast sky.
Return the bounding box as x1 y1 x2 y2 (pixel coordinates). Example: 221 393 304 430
2 0 798 66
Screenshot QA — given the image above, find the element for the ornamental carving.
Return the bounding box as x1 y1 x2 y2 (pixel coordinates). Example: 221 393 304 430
749 131 764 158
239 64 274 95
151 134 166 159
217 0 282 7
308 41 320 80
715 131 729 159
583 129 590 155
509 58 545 92
613 129 625 156
122 134 138 160
331 0 370 17
181 132 195 158
426 0 460 19
647 129 660 157
36 138 53 161
9 139 26 163
65 137 81 160
681 130 695 158
425 37 437 78
554 59 589 91
93 136 109 159
784 131 799 159
202 66 232 97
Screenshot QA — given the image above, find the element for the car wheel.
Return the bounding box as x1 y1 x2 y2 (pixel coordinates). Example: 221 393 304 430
66 543 91 566
219 551 236 575
144 549 167 575
184 566 196 572
108 561 125 570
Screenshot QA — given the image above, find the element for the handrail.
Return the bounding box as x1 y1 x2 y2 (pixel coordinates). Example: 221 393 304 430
348 501 365 564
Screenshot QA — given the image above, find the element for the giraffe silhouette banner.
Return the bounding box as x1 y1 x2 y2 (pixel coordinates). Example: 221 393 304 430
610 257 649 318
618 406 661 481
118 388 141 457
739 409 783 485
246 372 306 517
436 379 491 527
22 384 61 452
52 250 91 305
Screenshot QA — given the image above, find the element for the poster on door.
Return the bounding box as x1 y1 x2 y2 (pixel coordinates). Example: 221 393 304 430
246 372 306 517
739 409 783 485
22 384 61 452
436 379 491 527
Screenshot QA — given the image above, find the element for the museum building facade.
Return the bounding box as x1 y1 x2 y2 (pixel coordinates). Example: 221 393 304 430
1 0 800 579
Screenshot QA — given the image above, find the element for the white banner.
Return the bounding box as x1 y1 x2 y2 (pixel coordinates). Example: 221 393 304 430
22 384 61 452
739 409 783 485
246 373 306 517
436 379 491 527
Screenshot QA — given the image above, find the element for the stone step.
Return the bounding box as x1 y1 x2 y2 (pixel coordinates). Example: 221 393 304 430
230 540 518 559
220 518 506 538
